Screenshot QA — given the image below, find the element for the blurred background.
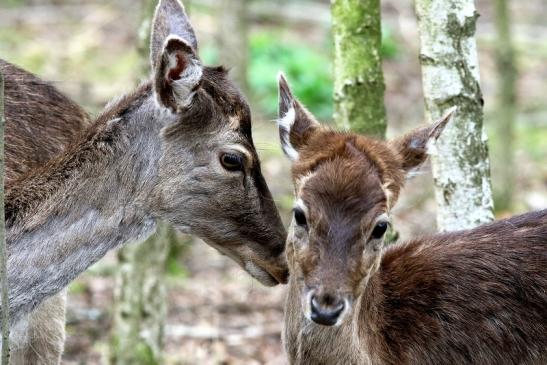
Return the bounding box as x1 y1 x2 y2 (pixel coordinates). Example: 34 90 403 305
1 0 545 363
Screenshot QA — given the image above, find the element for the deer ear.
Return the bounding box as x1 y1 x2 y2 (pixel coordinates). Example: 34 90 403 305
150 0 197 69
153 37 202 112
150 0 202 112
390 107 456 176
277 73 319 161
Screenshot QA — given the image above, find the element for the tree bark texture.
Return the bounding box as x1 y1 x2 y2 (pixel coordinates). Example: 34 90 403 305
218 0 249 94
110 225 171 365
492 0 516 211
332 0 386 138
0 68 10 365
415 0 494 231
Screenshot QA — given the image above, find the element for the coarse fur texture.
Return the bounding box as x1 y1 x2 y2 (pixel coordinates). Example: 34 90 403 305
277 76 547 364
1 59 89 364
3 0 287 334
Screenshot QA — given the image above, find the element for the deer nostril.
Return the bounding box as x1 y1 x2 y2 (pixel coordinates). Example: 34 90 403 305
310 295 345 326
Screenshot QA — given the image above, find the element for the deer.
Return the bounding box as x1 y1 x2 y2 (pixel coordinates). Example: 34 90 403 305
276 74 547 365
2 0 289 362
1 59 90 364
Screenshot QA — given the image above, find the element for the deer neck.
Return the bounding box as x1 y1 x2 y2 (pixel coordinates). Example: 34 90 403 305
5 85 166 324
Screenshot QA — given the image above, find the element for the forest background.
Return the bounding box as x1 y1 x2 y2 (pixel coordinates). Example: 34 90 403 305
1 0 545 363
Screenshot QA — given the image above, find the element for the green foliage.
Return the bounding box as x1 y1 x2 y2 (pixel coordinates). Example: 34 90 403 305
381 26 400 60
3 0 23 8
134 343 160 365
249 32 334 120
68 281 88 295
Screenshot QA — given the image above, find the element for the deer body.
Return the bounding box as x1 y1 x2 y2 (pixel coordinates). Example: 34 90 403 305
7 84 174 322
275 75 547 365
2 59 90 364
284 210 547 365
1 59 90 364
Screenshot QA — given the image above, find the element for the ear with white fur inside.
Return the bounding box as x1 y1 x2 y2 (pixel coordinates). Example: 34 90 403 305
276 73 319 162
153 36 202 112
389 106 457 177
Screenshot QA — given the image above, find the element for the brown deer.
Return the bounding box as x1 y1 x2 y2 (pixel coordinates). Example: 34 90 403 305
276 75 547 365
1 59 89 364
2 0 288 360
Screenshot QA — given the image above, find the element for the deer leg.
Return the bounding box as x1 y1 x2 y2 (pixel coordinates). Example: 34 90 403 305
9 290 67 365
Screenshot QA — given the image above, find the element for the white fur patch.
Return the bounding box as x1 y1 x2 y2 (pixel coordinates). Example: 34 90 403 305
277 107 299 161
244 261 276 286
294 198 309 215
163 35 202 110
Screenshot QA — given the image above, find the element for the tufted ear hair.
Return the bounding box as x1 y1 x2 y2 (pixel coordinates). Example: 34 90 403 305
390 107 456 176
153 36 202 112
149 0 202 112
277 73 320 161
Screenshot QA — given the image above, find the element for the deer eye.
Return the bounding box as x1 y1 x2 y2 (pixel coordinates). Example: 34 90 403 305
293 208 307 227
220 153 244 172
370 221 388 240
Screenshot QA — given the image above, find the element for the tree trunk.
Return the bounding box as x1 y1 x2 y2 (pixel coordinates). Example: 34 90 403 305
492 0 516 212
109 1 169 364
415 0 494 231
110 225 171 365
0 68 10 365
332 0 386 138
218 0 249 94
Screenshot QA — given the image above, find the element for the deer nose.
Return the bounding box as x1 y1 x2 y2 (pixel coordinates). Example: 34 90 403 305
310 294 345 326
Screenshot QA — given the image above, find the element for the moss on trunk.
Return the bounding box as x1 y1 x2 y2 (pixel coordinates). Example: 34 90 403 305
332 0 386 138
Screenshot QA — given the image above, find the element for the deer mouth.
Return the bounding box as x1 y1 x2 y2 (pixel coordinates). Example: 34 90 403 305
201 238 288 286
244 261 288 286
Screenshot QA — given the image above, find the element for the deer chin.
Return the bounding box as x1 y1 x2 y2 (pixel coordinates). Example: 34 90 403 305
243 261 279 287
201 238 285 286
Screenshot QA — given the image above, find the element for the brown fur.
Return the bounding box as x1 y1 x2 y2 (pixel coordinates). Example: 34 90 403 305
1 60 89 183
277 76 547 364
359 211 547 365
2 59 89 364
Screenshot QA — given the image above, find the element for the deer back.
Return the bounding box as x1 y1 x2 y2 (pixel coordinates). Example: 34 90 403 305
1 60 89 182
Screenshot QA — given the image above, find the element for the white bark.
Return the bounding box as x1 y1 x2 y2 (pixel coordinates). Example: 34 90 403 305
415 0 494 231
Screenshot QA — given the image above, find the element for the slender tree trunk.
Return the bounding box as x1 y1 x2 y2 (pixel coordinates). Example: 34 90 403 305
218 0 249 94
110 1 169 364
0 69 10 365
332 0 386 138
110 225 171 365
415 0 494 231
492 0 516 211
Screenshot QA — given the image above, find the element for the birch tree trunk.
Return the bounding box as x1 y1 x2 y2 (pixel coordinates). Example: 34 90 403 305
110 1 169 364
218 0 249 94
415 0 494 231
492 0 516 211
0 69 10 365
332 0 386 138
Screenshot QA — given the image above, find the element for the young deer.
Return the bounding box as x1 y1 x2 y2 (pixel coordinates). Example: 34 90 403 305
4 0 288 342
276 75 547 365
2 59 90 364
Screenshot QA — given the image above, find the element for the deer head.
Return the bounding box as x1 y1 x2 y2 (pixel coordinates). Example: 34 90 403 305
277 74 454 325
139 0 288 285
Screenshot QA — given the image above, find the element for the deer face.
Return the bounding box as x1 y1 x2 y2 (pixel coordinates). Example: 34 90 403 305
145 0 287 286
277 75 454 324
